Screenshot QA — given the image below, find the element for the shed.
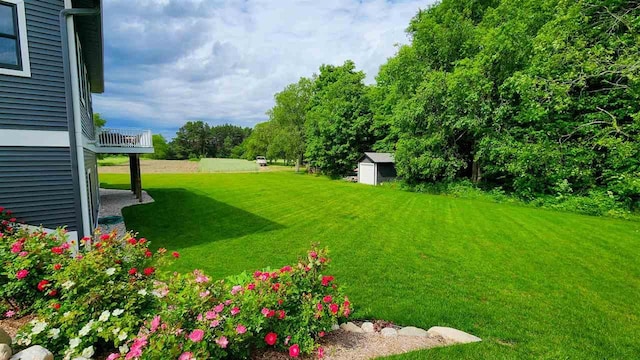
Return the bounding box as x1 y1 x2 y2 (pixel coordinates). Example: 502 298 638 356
357 152 396 185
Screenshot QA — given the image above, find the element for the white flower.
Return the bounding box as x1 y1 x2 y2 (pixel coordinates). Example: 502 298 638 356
31 320 47 335
112 327 121 336
63 311 73 319
137 289 147 296
48 328 60 339
62 281 76 290
97 327 103 333
98 310 110 322
119 344 129 354
69 337 82 349
118 331 128 341
105 268 116 276
81 346 95 359
78 320 94 337
112 309 124 317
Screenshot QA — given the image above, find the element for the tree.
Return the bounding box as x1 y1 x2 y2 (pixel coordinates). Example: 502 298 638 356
305 60 375 176
267 77 314 171
170 121 211 159
93 113 106 129
149 134 169 159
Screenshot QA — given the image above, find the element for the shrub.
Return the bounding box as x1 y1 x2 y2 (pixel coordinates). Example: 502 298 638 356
0 227 73 318
0 214 351 359
0 206 17 235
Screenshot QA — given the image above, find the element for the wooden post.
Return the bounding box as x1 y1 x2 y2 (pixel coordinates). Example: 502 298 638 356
129 154 136 194
135 154 142 202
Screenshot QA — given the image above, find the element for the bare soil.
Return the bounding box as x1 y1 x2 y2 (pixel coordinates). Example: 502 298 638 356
252 330 448 360
99 160 199 174
0 315 33 338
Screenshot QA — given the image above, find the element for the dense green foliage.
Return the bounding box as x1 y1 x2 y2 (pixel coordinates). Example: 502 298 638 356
169 122 252 160
242 0 639 211
102 171 640 359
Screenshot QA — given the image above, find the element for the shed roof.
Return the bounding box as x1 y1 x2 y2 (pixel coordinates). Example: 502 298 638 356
360 152 395 163
73 0 104 93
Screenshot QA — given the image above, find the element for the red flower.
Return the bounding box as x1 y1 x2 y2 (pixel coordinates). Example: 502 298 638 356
37 279 50 291
265 332 277 346
310 251 318 259
277 299 284 305
51 246 63 255
172 251 180 258
128 238 137 245
289 344 300 358
278 310 286 320
279 265 292 273
129 268 138 275
316 303 323 311
16 269 28 280
321 276 334 286
247 283 256 290
329 303 339 314
144 250 153 258
272 283 281 292
319 331 325 338
319 258 327 263
267 310 276 318
143 267 155 276
323 295 332 303
53 264 62 271
9 218 16 223
254 271 262 279
139 238 147 244
100 234 111 241
52 303 61 310
48 289 58 297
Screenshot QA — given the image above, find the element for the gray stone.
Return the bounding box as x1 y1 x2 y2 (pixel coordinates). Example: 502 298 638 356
398 326 429 337
361 322 375 333
380 327 398 337
340 322 364 333
0 329 10 346
10 346 53 360
426 326 482 344
331 324 340 331
0 344 11 360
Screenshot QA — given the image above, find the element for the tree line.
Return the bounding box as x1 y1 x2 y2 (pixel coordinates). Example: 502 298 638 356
237 0 640 209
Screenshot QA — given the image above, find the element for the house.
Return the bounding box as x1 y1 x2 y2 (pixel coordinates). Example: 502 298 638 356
0 0 153 242
357 152 396 185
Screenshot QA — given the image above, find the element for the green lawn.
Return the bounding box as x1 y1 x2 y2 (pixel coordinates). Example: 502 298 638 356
100 172 640 359
199 158 259 172
97 155 129 166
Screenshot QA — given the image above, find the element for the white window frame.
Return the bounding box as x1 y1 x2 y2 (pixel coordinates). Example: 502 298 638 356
0 0 31 77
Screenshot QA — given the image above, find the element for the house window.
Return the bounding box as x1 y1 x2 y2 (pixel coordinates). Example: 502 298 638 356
0 0 29 77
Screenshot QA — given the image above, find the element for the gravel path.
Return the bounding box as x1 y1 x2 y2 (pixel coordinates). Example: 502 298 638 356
97 188 154 237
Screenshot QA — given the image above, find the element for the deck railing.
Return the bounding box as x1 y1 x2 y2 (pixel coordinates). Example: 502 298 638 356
96 128 153 148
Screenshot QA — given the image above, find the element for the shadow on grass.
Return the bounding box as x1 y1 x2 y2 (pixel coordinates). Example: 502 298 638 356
118 188 285 251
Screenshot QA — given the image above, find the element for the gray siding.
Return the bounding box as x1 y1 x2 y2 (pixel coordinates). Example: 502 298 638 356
0 146 78 230
77 35 94 140
83 149 99 227
0 0 68 131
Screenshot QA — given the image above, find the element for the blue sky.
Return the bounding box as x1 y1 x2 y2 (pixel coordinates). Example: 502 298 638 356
93 0 436 140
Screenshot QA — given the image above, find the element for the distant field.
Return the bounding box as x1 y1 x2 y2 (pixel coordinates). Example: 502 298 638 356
97 155 129 166
199 158 259 173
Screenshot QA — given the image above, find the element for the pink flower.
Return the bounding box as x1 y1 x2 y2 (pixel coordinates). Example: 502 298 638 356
197 314 203 321
225 299 233 306
318 347 324 358
289 344 300 358
316 303 323 311
310 251 318 258
210 320 220 328
4 310 15 318
214 303 224 313
61 242 70 250
193 270 209 283
329 303 339 314
18 251 28 257
265 332 277 346
261 308 270 316
199 290 210 298
188 329 205 342
247 283 256 290
10 241 22 253
236 324 247 334
106 353 121 360
205 311 217 320
150 315 161 333
231 285 243 295
280 265 292 273
231 307 240 316
323 295 333 303
16 269 28 280
216 336 229 348
178 352 194 360
278 310 286 320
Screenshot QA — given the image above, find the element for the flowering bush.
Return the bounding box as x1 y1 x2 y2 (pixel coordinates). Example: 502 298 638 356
13 232 174 359
125 246 349 359
0 206 17 235
1 207 351 359
0 227 73 318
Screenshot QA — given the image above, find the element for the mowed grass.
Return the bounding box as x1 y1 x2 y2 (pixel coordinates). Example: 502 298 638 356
100 172 640 359
97 155 129 166
199 158 259 173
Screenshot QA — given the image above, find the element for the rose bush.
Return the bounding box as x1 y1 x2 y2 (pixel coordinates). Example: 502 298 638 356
0 206 17 235
1 208 351 359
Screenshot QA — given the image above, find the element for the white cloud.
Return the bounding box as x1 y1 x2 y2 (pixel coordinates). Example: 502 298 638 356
94 0 435 131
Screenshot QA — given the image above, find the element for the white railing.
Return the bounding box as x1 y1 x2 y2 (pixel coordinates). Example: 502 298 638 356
96 128 153 148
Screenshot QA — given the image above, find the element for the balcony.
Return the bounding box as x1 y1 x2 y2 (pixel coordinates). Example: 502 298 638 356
95 128 154 154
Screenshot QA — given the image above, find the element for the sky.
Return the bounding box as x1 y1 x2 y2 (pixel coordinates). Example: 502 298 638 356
94 0 436 140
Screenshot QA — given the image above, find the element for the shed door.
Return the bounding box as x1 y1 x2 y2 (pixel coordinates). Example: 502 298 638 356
359 163 376 185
